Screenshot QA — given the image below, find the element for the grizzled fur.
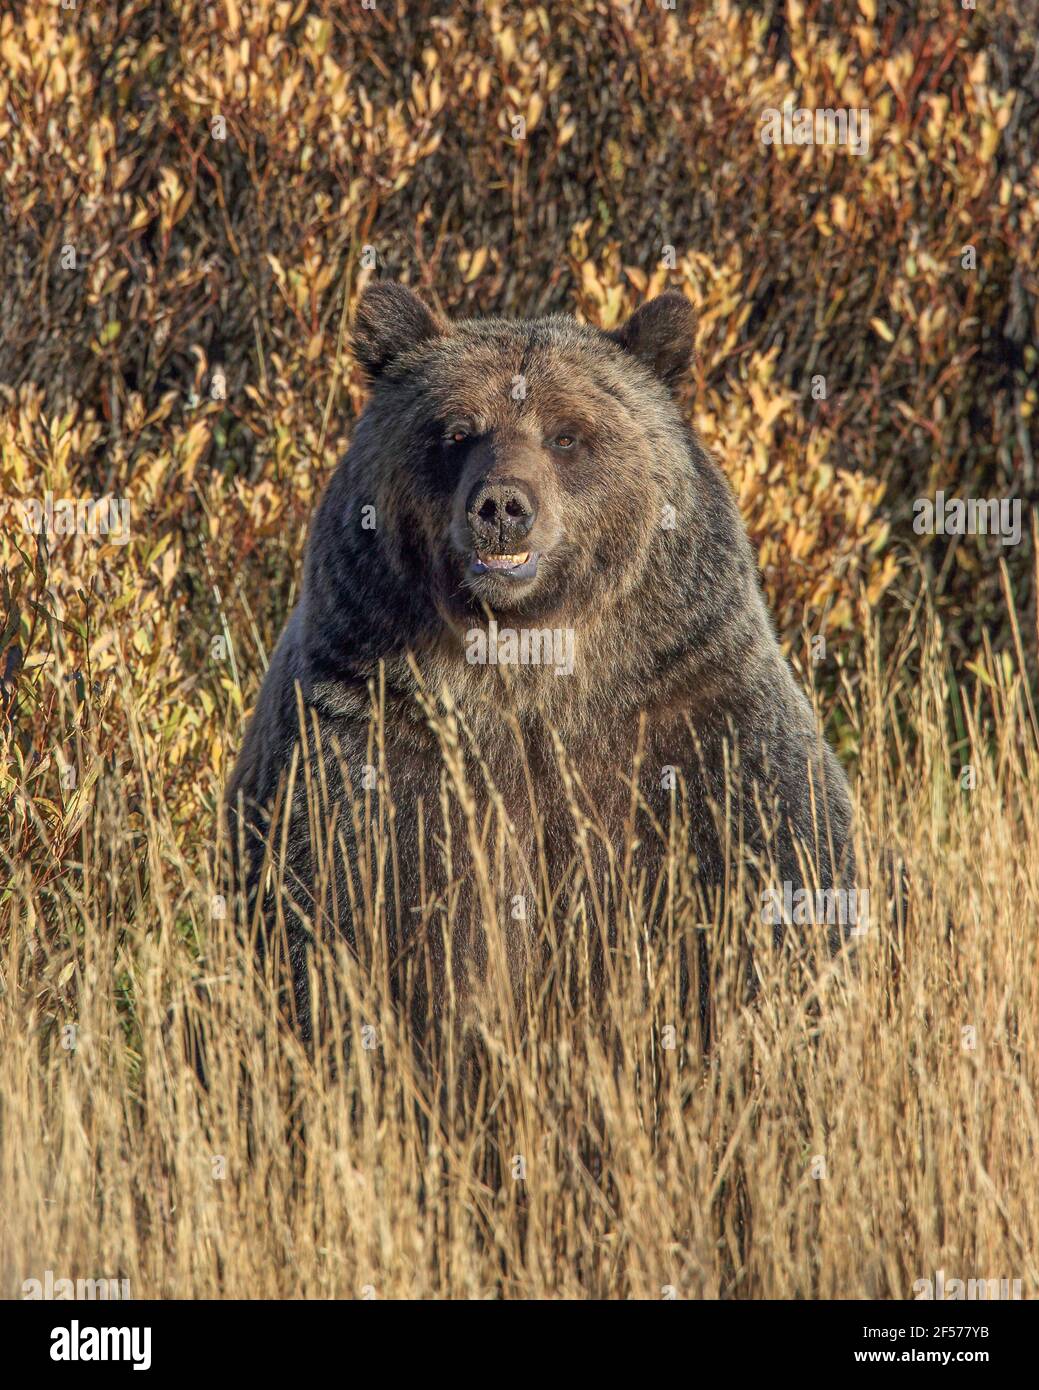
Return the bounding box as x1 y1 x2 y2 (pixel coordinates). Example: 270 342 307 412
228 283 854 1035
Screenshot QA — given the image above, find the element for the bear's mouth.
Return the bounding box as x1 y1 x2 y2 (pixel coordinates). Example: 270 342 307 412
469 550 539 580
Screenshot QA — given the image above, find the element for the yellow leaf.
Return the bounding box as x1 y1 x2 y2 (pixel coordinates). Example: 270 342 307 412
965 660 994 689
465 246 488 283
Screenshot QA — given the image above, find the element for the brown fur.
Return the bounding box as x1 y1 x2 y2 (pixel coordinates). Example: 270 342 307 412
228 284 854 1036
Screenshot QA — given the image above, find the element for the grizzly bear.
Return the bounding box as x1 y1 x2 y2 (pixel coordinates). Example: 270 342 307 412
227 282 854 1037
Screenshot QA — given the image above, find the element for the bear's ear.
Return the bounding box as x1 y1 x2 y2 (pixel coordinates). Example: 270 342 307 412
607 291 696 389
352 282 445 379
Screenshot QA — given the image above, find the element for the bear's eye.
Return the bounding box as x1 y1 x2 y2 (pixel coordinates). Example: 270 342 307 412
443 423 472 446
548 432 576 451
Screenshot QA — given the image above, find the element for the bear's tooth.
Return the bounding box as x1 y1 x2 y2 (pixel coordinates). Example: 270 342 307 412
479 551 529 565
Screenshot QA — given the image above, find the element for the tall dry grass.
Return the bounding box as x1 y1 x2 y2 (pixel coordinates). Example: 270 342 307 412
2 572 1037 1300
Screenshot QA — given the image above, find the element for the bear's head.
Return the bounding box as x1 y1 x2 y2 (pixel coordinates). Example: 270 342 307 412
342 282 698 627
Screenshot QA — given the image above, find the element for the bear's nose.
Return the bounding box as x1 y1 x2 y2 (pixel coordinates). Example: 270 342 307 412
466 478 537 549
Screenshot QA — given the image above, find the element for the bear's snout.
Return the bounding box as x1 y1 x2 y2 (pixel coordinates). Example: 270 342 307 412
465 477 538 553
